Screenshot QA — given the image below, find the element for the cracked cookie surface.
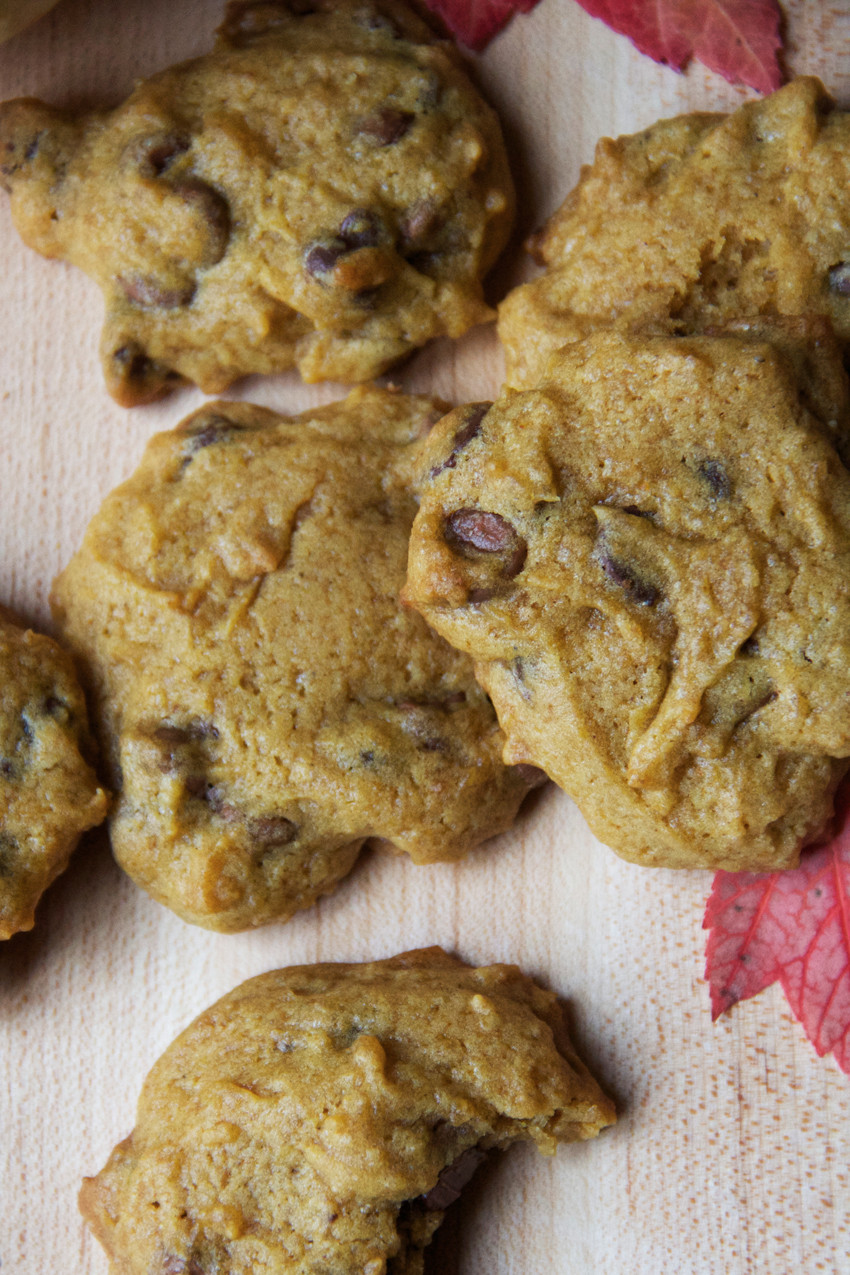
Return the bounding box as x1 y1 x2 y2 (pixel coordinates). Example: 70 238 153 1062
52 387 534 931
0 610 107 938
0 0 513 405
405 326 850 870
500 78 850 390
79 947 614 1275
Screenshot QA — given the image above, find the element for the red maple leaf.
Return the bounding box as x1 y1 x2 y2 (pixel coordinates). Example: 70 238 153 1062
421 0 542 50
704 785 850 1073
574 0 784 94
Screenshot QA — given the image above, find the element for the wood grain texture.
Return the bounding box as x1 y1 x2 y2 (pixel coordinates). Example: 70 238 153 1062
2 1 850 1271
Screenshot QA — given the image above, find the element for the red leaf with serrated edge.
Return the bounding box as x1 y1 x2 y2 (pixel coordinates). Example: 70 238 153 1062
704 785 850 1073
575 0 784 94
421 0 541 51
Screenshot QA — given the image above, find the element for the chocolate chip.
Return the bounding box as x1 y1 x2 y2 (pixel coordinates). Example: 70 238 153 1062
304 237 348 278
467 586 497 603
152 725 193 748
445 509 527 577
597 547 657 606
110 339 183 406
248 815 297 846
400 198 442 245
133 132 190 178
0 759 15 778
171 178 231 266
429 404 490 478
406 250 442 277
421 1147 488 1211
184 775 210 801
357 108 414 146
355 8 401 35
182 415 244 457
205 786 240 821
118 274 196 310
698 457 731 500
339 208 382 249
829 262 850 296
162 1258 205 1275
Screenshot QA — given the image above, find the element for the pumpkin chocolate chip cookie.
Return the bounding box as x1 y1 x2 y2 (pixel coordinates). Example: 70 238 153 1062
52 386 537 932
405 325 850 871
0 0 513 406
79 947 615 1275
0 609 107 938
500 77 850 389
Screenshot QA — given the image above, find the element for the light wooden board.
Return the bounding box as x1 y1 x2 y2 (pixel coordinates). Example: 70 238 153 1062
2 1 850 1271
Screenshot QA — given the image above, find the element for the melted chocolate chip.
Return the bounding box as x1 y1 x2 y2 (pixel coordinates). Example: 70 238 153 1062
430 404 490 478
111 342 159 392
357 108 414 146
118 274 196 310
134 132 190 178
248 815 297 847
421 1147 488 1211
339 208 382 249
304 237 348 278
172 179 231 265
829 262 850 297
182 415 244 457
698 457 731 500
162 1258 205 1275
597 547 657 606
406 250 442 277
445 509 527 577
400 198 442 246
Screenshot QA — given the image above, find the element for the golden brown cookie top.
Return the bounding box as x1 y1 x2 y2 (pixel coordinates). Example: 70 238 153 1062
79 947 614 1275
500 77 850 389
405 325 850 870
0 0 514 405
0 610 107 938
52 386 535 931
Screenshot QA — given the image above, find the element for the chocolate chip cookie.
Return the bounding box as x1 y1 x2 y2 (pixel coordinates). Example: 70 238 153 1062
52 387 536 931
0 0 513 406
0 608 107 938
79 947 615 1275
405 325 850 871
500 77 850 389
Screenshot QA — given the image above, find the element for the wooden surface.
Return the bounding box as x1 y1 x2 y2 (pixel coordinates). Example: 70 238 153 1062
3 1 850 1271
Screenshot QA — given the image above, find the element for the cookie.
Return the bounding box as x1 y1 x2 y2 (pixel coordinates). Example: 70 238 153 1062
52 386 537 931
0 0 514 406
405 325 850 871
0 609 107 938
79 947 615 1275
500 77 850 389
